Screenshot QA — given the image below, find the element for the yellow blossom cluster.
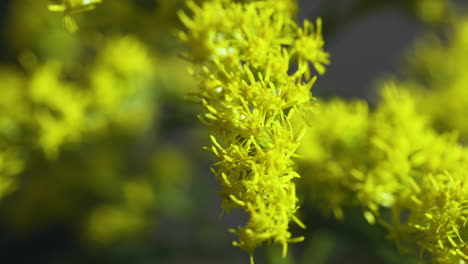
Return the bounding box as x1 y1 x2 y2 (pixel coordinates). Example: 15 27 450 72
178 0 329 261
299 83 468 263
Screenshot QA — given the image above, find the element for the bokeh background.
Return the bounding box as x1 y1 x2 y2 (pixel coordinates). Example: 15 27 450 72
0 0 467 263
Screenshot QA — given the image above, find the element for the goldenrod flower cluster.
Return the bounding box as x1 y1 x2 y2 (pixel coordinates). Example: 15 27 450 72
382 100 468 262
299 83 468 263
178 0 329 260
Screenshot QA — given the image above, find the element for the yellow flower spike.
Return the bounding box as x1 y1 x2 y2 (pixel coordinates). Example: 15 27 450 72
179 0 328 260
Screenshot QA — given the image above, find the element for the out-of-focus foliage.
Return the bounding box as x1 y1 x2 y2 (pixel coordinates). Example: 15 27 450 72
403 17 468 143
82 145 193 245
297 98 369 220
0 0 196 250
0 146 23 199
0 34 157 192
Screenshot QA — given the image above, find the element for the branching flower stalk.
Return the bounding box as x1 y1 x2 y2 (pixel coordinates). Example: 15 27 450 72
178 0 329 261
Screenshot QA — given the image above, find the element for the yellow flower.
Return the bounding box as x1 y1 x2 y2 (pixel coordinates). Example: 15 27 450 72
293 18 330 76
